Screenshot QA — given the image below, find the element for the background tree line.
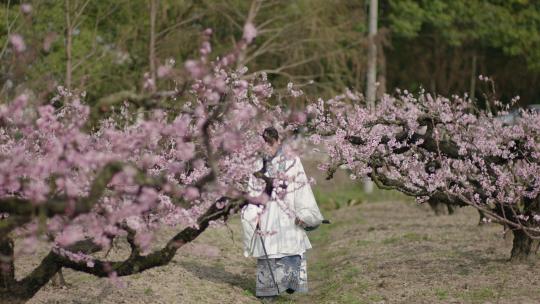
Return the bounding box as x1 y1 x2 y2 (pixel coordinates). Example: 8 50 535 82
1 0 539 109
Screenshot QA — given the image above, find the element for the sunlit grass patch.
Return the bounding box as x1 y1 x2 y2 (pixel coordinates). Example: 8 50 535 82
143 287 153 296
242 289 254 297
306 220 332 243
402 232 430 242
343 267 361 283
313 181 413 211
434 288 449 300
356 239 373 247
340 292 366 303
382 236 400 245
313 182 364 209
367 294 384 302
382 232 430 245
458 287 496 303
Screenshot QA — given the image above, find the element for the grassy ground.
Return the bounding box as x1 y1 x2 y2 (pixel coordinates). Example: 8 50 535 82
20 163 540 304
285 200 540 304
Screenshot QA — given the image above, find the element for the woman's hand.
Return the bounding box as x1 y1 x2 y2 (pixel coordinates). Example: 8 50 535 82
295 217 307 228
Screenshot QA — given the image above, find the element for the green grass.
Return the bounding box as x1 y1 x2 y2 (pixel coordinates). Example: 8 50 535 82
402 232 430 241
382 232 430 245
367 294 385 302
304 198 437 303
313 182 412 211
339 292 365 303
356 239 373 246
307 220 332 242
457 266 472 276
458 287 496 303
303 190 447 304
382 236 400 244
435 288 449 300
144 287 153 296
242 289 254 297
313 183 365 209
275 299 296 304
343 267 361 283
307 213 376 304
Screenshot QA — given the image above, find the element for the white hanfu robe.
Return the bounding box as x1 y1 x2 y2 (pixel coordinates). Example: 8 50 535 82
241 152 323 296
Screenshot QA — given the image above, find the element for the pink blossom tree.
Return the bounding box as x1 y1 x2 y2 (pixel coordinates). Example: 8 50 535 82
0 25 303 302
3 11 538 304
307 86 540 261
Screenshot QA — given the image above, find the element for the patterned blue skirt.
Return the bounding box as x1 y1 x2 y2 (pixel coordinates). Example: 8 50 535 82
256 254 308 297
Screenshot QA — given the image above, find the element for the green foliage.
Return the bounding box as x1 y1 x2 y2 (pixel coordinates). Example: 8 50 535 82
388 0 540 68
386 0 540 103
1 0 540 108
1 0 372 105
387 0 424 38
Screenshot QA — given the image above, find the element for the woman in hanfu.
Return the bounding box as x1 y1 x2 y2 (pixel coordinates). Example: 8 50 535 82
241 127 324 300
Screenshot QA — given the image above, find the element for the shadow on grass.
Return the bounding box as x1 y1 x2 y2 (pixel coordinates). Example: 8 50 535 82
178 260 255 293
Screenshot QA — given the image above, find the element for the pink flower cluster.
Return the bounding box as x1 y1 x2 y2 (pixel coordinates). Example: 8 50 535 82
0 29 299 266
308 89 540 232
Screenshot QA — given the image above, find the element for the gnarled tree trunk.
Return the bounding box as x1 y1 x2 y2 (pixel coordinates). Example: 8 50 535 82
511 196 540 261
0 237 15 290
0 237 21 303
510 229 539 261
427 198 454 216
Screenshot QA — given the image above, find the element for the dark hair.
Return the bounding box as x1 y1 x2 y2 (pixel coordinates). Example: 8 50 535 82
262 127 279 144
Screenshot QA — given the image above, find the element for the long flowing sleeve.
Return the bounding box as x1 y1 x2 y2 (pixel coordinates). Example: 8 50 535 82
241 203 261 257
293 157 324 228
241 159 264 257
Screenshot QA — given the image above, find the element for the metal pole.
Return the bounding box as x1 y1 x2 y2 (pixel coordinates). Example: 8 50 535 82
366 0 378 109
257 223 280 295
